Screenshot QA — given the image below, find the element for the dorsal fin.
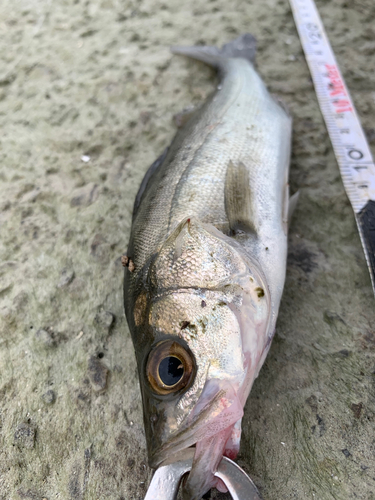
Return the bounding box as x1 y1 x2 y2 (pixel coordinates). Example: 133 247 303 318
133 147 169 219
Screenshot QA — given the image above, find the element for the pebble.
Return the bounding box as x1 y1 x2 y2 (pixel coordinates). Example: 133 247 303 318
70 182 98 207
20 188 40 203
57 269 75 288
90 233 111 262
93 310 115 335
12 291 29 313
87 355 109 392
14 422 36 449
35 329 55 348
42 390 56 404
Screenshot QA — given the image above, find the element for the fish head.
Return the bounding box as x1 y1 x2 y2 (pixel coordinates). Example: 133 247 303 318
130 217 271 491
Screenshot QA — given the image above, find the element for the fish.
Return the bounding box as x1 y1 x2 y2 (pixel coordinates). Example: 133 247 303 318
124 34 292 500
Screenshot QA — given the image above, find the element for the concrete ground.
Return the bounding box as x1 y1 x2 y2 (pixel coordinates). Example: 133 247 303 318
0 0 374 498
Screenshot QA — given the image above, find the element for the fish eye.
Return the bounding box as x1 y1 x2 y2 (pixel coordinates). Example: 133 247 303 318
158 356 184 385
146 340 194 395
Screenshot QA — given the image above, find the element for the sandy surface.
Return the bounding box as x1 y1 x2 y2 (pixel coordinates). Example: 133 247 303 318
0 0 375 499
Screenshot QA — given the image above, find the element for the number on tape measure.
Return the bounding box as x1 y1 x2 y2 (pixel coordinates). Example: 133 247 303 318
289 0 375 293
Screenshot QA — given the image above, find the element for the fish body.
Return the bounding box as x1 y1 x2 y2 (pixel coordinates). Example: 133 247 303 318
124 35 292 499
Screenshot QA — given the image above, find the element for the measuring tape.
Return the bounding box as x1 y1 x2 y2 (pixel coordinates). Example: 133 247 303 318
289 0 375 294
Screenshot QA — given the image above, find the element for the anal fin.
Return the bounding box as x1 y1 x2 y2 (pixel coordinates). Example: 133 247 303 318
271 93 292 118
288 190 299 226
282 186 299 233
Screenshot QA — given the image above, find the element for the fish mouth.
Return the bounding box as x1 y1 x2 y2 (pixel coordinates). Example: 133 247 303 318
182 429 234 500
149 379 243 472
153 426 239 500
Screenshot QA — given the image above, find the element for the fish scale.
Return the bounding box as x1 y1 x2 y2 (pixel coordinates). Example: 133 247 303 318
129 59 290 286
124 35 291 500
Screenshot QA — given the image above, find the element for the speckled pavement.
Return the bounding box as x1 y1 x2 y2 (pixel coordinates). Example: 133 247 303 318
0 0 374 498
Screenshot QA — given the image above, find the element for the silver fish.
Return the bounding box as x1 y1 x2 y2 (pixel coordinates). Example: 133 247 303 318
124 34 292 500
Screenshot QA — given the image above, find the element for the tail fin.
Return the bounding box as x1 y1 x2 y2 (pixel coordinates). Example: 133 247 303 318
171 34 257 69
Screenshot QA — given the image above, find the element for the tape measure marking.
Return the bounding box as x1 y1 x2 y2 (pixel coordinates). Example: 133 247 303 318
289 0 375 292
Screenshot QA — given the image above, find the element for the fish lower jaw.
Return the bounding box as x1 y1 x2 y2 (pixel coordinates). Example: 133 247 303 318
149 416 243 500
181 426 238 500
150 437 238 500
150 438 240 469
150 445 196 469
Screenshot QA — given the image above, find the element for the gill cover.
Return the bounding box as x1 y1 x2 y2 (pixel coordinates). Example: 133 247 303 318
137 218 271 499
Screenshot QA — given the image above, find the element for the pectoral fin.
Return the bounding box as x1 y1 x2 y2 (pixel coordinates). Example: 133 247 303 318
224 160 256 235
